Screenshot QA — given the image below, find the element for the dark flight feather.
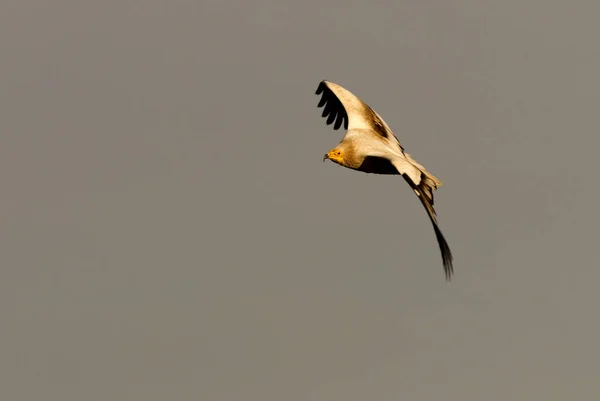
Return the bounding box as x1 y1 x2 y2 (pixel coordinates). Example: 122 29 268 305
402 174 454 280
315 81 349 131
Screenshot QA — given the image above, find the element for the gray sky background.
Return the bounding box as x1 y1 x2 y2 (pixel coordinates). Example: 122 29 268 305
2 1 599 400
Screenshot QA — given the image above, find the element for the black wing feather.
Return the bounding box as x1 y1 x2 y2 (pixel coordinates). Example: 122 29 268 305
402 174 454 281
315 81 348 130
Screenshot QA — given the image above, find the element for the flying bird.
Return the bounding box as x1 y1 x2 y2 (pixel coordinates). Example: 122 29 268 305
316 80 454 280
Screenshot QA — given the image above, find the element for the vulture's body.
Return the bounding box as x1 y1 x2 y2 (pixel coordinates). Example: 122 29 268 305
316 80 454 280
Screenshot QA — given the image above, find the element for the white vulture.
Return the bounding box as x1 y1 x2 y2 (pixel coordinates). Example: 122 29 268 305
316 80 454 280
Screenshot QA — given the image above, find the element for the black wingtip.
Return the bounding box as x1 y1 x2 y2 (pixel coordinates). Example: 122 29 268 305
314 80 348 131
315 80 327 95
432 222 454 281
402 174 454 281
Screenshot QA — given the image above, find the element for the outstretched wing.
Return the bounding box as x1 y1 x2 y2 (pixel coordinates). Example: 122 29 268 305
388 156 453 280
401 172 454 281
315 80 403 149
359 155 454 280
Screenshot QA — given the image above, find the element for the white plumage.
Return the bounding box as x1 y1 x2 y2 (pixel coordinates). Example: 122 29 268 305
317 80 454 280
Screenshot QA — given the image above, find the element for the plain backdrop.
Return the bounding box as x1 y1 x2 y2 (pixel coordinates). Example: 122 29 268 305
2 1 599 400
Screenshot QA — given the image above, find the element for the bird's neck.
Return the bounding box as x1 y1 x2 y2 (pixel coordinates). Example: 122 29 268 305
339 144 363 169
